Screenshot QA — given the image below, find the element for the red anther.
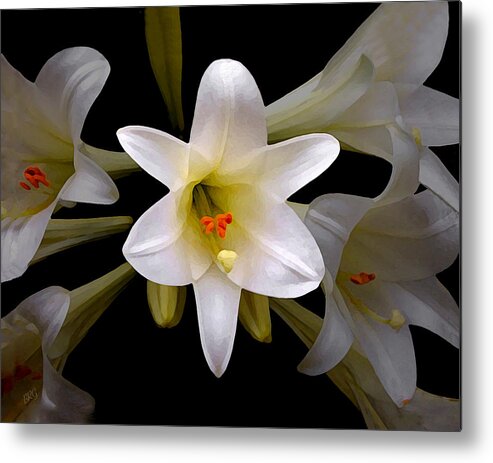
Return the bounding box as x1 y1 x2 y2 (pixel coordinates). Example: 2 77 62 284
22 166 50 190
19 181 31 190
350 272 376 285
31 372 42 381
14 364 32 381
200 216 215 235
200 212 233 239
1 376 14 397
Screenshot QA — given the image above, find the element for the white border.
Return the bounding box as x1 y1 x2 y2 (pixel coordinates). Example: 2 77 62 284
2 0 493 462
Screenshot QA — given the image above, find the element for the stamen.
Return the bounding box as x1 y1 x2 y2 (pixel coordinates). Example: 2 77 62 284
338 283 406 331
412 127 422 146
199 212 233 239
350 272 376 285
200 216 215 234
20 166 50 190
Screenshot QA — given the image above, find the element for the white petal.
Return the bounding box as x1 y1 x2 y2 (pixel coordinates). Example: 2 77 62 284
298 275 354 375
344 190 459 281
189 59 266 173
267 55 375 141
385 278 459 348
330 126 393 160
305 193 373 278
1 200 58 282
419 147 459 212
59 148 119 205
323 2 449 85
18 358 95 424
374 125 420 206
396 84 459 146
35 47 110 140
253 133 339 202
335 82 399 128
15 286 71 348
193 265 241 377
14 287 94 423
351 309 417 407
116 126 188 191
220 192 325 298
123 190 211 285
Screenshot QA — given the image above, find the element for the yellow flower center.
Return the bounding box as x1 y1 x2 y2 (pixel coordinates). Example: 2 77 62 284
193 184 238 273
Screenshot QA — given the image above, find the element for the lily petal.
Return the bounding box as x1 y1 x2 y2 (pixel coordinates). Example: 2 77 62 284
59 148 119 205
351 309 417 407
122 190 211 285
220 193 325 298
190 59 267 173
1 199 58 282
193 265 241 377
267 55 375 141
343 190 459 281
374 125 420 206
35 47 110 140
384 278 459 348
419 147 459 212
323 2 449 86
305 193 373 278
396 84 459 147
116 126 188 191
12 287 93 423
298 275 354 375
254 133 339 202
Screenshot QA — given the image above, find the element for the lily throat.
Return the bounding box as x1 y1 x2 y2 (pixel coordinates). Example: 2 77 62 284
193 184 237 273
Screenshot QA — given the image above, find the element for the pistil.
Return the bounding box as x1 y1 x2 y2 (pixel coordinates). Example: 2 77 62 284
337 274 406 331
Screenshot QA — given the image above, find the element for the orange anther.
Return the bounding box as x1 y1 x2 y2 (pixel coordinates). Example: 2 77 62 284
200 216 215 234
22 166 50 190
402 399 411 406
199 212 233 239
350 272 376 285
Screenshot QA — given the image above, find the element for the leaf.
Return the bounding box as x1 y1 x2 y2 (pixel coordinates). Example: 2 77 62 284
145 7 185 134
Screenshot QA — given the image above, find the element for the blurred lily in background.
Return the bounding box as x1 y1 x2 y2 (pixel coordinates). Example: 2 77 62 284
1 47 120 282
1 263 135 423
117 59 339 377
266 2 459 211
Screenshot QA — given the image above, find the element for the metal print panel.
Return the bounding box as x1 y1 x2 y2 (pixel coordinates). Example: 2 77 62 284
1 2 460 429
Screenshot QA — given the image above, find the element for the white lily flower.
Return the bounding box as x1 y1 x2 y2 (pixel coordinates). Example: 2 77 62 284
266 2 459 211
271 298 460 431
117 59 339 377
1 263 135 423
301 186 459 407
1 48 119 282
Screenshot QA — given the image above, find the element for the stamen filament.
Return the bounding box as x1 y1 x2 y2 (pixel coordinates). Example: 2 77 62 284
338 281 405 330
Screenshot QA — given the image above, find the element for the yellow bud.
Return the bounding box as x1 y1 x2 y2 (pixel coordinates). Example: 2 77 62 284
147 280 186 328
239 291 272 343
217 249 238 273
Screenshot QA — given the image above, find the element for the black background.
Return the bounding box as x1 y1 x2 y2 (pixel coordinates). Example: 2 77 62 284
1 2 460 428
